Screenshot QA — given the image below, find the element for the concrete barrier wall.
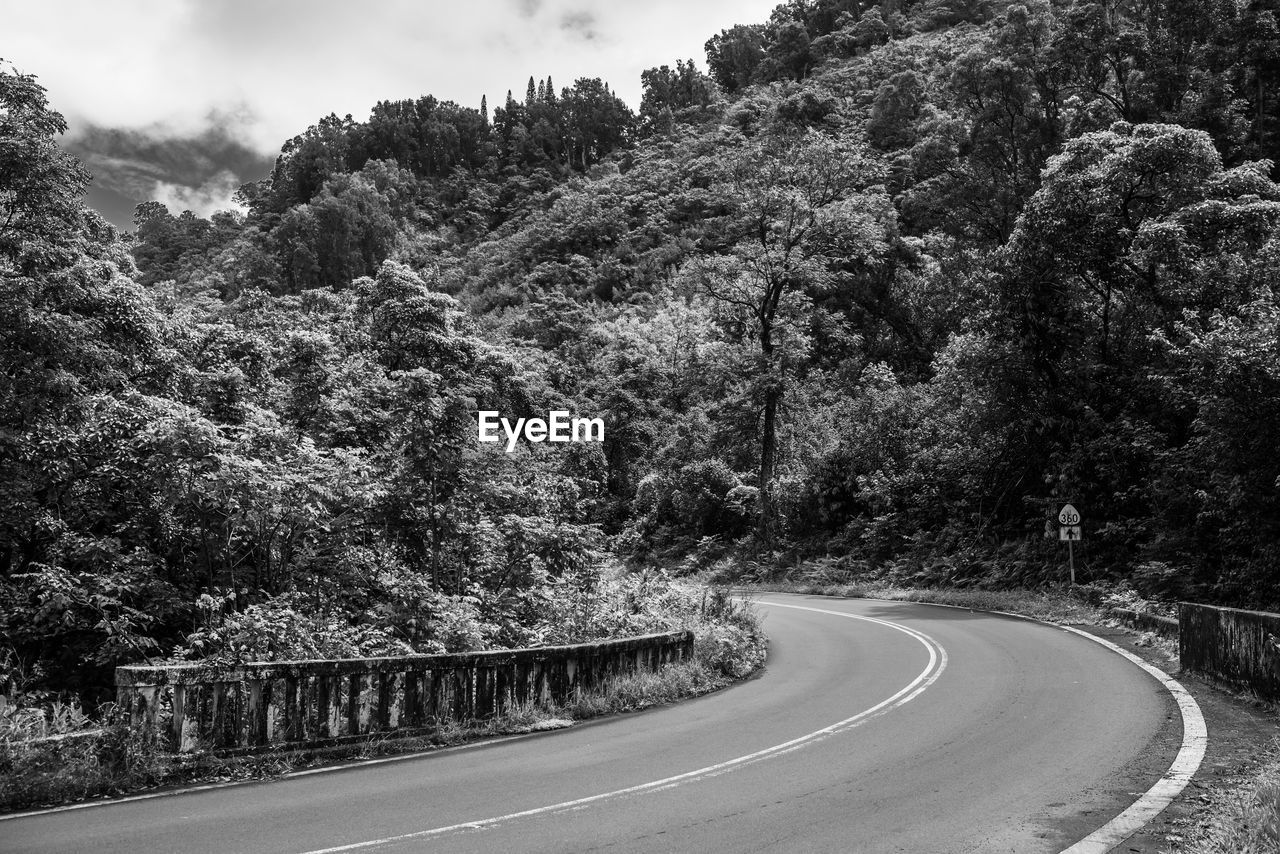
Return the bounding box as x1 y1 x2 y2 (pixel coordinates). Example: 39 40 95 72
116 631 693 755
1108 607 1179 639
1179 603 1280 701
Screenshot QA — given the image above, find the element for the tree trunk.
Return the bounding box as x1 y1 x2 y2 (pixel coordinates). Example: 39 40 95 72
758 385 780 544
428 476 440 592
757 310 780 545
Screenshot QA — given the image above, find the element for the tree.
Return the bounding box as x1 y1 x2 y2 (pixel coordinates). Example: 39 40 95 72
938 1 1067 242
640 60 719 131
558 78 635 170
0 65 178 693
763 20 814 81
989 120 1280 578
355 96 489 178
699 130 887 542
255 113 357 216
0 66 166 546
999 122 1271 386
867 70 925 149
705 25 768 93
0 62 93 262
1156 294 1280 603
272 165 402 291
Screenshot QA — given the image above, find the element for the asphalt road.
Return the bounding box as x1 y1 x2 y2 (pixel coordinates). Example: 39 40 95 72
3 595 1178 853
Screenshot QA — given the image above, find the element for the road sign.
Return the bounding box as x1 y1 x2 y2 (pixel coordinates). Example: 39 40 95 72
1057 506 1082 585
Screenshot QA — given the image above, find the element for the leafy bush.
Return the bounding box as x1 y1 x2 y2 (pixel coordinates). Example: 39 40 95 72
0 702 177 812
174 593 412 664
632 461 755 548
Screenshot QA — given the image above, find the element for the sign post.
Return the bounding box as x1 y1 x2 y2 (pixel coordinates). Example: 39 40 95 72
1057 504 1081 585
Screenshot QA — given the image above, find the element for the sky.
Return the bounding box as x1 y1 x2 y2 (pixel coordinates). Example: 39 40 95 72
5 0 780 230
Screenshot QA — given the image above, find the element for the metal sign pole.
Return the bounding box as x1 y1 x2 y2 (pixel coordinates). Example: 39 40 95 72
1057 503 1081 587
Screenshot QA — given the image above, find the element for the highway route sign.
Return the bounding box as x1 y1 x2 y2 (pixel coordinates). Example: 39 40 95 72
1058 504 1082 585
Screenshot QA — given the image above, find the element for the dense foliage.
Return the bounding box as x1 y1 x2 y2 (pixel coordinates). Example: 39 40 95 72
5 0 1280 699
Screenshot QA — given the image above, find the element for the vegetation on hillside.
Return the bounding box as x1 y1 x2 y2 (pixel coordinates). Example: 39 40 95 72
4 0 1280 709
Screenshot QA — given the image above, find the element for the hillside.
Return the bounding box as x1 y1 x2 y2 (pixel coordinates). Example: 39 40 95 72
4 0 1280 699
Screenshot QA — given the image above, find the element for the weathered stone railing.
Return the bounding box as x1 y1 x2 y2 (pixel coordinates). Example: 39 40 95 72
1180 603 1280 701
116 631 693 755
1108 607 1179 639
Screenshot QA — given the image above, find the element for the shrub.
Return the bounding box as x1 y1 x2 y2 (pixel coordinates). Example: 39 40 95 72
175 592 413 664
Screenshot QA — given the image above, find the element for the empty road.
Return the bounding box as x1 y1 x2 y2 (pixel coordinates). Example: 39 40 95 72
3 595 1182 853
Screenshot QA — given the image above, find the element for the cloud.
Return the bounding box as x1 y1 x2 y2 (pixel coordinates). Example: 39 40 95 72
62 122 275 224
7 1 779 142
560 10 600 42
152 169 245 218
5 0 781 227
67 122 273 189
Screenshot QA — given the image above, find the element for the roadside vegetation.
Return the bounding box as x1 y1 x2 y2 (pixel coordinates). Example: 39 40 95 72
6 0 1280 833
1173 741 1280 854
709 555 1170 624
9 0 1280 721
754 579 1107 625
0 576 764 813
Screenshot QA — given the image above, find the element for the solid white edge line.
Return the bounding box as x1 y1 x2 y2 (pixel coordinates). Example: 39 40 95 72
1054 624 1207 854
295 605 949 854
823 595 1206 854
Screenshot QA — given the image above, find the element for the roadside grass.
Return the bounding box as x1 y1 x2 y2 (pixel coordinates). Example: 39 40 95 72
0 706 182 813
0 592 767 814
749 579 1108 625
566 659 735 720
1173 741 1280 854
1130 627 1181 660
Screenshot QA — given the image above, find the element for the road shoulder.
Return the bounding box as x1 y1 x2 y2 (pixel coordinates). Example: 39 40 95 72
1074 624 1280 853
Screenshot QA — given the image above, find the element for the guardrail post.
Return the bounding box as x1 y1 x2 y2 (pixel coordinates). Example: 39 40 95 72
115 630 695 755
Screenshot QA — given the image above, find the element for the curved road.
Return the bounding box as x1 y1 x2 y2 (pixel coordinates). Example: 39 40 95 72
2 595 1181 853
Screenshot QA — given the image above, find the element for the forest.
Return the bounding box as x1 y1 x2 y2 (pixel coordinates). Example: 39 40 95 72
3 0 1280 705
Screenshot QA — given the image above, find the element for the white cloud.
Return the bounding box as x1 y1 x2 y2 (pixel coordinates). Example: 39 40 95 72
4 0 780 155
152 169 245 218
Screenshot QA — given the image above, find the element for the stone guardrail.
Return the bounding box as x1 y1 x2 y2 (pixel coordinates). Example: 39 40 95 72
116 630 693 755
1107 607 1180 639
1179 603 1280 702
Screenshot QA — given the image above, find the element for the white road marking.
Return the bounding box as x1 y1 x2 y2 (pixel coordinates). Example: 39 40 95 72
297 605 949 853
1054 625 1206 854
854 597 1207 854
